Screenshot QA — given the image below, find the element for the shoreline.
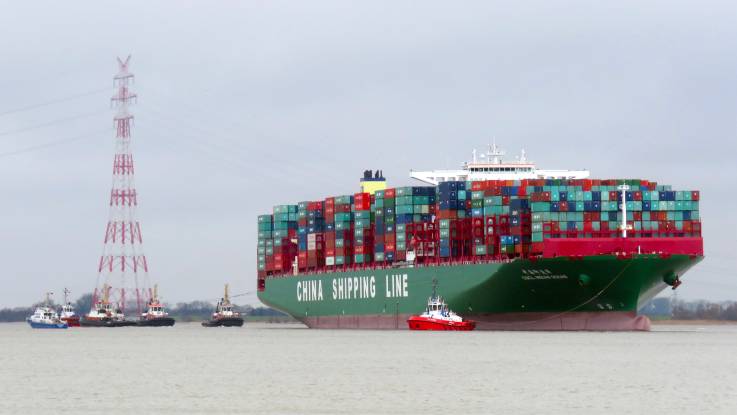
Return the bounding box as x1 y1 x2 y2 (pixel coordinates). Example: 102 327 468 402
650 319 737 325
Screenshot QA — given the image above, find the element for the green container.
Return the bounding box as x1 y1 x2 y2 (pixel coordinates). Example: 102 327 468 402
335 195 352 205
334 212 352 222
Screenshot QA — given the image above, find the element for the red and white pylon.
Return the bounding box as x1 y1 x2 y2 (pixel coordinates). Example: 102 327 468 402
91 56 151 315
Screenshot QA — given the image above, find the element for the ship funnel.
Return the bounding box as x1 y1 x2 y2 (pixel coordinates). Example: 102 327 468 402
360 169 387 195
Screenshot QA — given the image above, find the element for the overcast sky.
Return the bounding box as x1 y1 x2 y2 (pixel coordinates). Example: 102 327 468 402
0 1 735 307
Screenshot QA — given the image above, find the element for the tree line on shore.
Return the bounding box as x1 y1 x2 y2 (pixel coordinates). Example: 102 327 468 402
0 293 289 323
639 297 737 320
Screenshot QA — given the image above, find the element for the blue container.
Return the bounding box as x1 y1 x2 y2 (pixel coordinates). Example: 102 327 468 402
510 198 529 210
643 201 651 211
551 202 560 212
559 191 568 201
591 191 601 201
396 214 414 224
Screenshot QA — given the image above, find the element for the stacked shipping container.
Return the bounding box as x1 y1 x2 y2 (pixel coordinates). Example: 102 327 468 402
256 179 701 279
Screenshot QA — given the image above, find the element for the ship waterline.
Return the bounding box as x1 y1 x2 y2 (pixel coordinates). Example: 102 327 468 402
258 253 702 331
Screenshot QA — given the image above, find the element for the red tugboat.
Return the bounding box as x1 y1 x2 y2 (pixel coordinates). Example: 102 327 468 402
407 281 476 331
59 288 80 327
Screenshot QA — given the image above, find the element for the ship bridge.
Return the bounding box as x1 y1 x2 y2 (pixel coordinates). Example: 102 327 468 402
410 143 590 185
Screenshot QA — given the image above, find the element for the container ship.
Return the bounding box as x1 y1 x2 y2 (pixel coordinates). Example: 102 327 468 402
256 145 703 330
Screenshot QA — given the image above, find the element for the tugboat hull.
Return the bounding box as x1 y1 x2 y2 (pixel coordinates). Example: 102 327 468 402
61 316 80 327
80 318 137 327
137 317 176 327
202 317 244 327
407 316 476 331
27 320 68 329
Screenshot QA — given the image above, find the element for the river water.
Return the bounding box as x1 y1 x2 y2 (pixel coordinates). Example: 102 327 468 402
1 322 735 414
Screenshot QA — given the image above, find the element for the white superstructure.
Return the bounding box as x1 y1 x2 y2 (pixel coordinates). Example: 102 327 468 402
410 143 590 185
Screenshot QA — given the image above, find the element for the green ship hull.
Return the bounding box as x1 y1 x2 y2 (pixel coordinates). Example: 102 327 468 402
257 254 702 330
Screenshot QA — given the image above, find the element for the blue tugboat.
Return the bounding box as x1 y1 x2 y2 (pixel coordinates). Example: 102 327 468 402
27 292 68 329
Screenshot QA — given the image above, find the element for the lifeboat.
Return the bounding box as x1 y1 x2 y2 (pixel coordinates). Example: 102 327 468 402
407 282 476 331
202 284 244 327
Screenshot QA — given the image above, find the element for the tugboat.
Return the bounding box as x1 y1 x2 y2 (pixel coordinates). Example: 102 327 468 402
59 288 80 327
202 284 244 327
80 284 136 327
26 292 68 329
407 281 476 331
137 285 175 327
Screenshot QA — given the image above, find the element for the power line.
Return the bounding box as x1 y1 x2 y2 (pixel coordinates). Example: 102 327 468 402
0 87 109 118
0 110 108 138
0 128 110 159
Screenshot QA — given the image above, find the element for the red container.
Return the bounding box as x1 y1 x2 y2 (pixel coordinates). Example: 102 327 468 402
384 188 396 198
354 193 371 210
437 210 458 219
691 191 700 201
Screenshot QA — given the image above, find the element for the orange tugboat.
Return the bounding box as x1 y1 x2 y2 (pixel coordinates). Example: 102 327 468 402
407 281 476 331
137 285 175 327
202 284 244 327
80 284 136 327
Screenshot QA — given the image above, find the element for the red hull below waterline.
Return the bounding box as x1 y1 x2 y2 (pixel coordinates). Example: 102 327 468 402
407 316 476 331
61 316 80 327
